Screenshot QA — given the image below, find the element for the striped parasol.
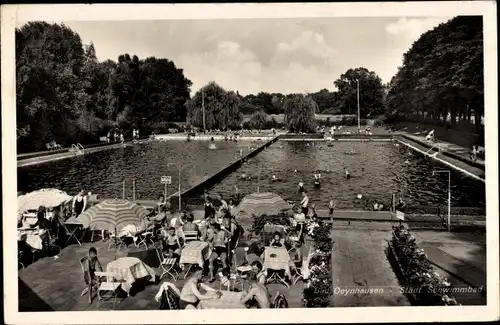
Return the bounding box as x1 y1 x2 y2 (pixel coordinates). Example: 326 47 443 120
18 188 72 216
235 192 291 218
76 199 149 232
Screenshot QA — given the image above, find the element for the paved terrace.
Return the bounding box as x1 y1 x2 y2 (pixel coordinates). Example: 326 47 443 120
18 211 486 311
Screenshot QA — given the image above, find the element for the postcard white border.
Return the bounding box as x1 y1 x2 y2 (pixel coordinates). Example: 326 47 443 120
2 1 498 324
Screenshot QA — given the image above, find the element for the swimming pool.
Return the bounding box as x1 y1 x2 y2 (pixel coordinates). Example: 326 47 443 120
18 140 248 199
18 139 485 211
204 141 485 210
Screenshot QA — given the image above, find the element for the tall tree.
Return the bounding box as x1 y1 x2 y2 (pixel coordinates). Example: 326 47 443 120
16 22 89 151
386 16 483 132
186 82 243 130
334 67 386 117
284 94 318 133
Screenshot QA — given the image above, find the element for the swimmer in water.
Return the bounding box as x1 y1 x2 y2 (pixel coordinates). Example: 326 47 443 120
240 173 247 180
344 167 351 179
313 171 321 187
349 149 355 155
294 169 298 173
404 159 410 164
271 175 280 182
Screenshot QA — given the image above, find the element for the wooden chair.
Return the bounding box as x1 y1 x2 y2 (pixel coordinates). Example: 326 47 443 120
156 248 179 281
182 230 198 244
94 271 122 309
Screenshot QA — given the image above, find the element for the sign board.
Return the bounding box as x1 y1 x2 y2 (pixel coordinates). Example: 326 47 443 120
161 176 172 184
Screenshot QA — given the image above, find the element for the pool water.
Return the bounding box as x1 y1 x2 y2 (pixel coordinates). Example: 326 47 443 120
18 140 250 200
18 140 485 211
204 141 485 210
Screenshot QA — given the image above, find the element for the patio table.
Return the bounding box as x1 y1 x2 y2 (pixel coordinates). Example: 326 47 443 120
179 241 211 268
263 246 291 286
17 228 46 250
198 291 246 309
106 257 156 294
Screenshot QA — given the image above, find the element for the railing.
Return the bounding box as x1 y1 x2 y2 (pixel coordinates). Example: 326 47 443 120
70 143 85 155
401 205 485 217
425 142 442 155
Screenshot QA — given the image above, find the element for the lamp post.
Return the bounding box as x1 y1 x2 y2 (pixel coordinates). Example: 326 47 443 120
168 163 182 210
356 79 360 133
432 169 451 231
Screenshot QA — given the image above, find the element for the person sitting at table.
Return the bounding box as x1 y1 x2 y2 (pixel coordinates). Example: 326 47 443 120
179 266 222 309
163 227 181 257
288 242 303 268
251 261 267 285
18 234 34 267
219 267 232 291
170 211 185 230
83 247 103 303
270 231 285 248
208 223 229 282
31 206 50 231
240 271 271 308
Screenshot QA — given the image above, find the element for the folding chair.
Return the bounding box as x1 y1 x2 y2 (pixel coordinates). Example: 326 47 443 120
271 291 289 308
60 219 84 246
94 271 122 309
288 258 303 285
90 229 106 242
135 228 155 249
156 248 179 281
108 233 127 251
182 230 199 244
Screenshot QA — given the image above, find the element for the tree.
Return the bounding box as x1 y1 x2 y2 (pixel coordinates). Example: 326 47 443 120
334 67 386 117
309 89 337 113
283 94 318 133
16 22 193 153
386 16 483 132
249 110 268 129
186 82 243 130
16 22 89 151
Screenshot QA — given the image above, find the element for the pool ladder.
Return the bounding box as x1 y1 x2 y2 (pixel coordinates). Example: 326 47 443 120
426 143 441 157
70 143 85 155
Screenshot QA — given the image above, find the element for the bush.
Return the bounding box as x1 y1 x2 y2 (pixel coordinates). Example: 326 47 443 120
390 225 459 306
302 221 333 308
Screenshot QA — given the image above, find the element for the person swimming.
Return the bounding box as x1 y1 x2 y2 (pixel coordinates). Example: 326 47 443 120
344 167 351 179
294 169 298 173
313 171 321 187
404 159 410 164
271 175 280 182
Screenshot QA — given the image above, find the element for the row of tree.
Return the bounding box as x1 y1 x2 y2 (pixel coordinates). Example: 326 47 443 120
386 16 484 132
16 22 192 152
16 16 484 151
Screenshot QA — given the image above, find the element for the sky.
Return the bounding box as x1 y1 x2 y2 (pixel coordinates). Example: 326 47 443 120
63 17 452 95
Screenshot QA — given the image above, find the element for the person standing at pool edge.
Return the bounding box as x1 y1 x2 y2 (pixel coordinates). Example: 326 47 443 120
72 190 87 217
300 191 309 216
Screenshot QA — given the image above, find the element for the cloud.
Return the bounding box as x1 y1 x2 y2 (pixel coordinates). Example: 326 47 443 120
177 40 263 94
270 30 337 69
385 17 450 40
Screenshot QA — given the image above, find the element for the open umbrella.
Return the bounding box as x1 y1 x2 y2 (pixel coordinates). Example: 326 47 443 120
18 188 72 215
235 192 291 218
76 199 149 232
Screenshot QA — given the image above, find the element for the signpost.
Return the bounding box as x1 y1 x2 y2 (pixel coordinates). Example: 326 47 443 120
161 176 172 202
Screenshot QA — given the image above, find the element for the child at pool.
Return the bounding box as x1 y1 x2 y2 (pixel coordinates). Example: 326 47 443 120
270 231 285 248
163 227 181 257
